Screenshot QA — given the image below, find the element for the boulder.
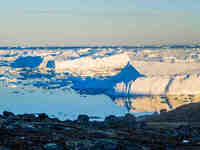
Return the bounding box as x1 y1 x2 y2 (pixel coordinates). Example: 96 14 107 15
77 114 89 124
3 111 15 117
38 113 49 120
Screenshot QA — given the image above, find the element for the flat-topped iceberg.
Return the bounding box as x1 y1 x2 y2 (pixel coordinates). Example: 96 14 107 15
54 53 130 76
111 74 200 96
68 62 200 97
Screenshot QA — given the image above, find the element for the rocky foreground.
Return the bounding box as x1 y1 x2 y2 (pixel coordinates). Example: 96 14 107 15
1 110 200 150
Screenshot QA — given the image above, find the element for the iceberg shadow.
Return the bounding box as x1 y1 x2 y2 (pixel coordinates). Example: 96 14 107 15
67 62 146 97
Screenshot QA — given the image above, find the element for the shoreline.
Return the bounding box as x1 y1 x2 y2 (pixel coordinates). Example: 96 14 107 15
1 110 200 150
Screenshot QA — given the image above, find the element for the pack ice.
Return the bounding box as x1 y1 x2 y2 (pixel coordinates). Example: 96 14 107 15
2 48 200 96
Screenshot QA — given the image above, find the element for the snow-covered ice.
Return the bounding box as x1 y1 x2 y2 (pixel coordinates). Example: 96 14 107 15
1 47 200 97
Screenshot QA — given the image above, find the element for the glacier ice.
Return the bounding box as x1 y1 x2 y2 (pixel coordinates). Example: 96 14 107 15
0 47 200 97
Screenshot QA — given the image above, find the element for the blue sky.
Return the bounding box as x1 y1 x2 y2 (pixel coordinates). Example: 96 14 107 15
0 0 200 46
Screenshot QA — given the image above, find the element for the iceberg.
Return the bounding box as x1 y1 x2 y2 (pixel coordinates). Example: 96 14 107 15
68 62 200 97
69 62 145 96
1 47 200 97
54 52 130 76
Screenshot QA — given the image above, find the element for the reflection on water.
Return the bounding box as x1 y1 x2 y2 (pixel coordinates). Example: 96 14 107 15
0 51 199 120
0 62 130 120
1 64 199 119
112 95 199 113
0 87 127 120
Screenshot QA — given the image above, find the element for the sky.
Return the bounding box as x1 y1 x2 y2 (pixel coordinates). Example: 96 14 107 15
0 0 200 46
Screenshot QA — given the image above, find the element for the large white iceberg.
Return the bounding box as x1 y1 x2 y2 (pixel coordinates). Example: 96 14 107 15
54 53 130 76
69 62 200 97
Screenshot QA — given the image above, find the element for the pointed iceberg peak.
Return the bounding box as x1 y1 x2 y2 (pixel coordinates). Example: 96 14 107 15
112 62 144 83
122 61 133 70
120 62 141 76
123 61 138 71
127 61 131 66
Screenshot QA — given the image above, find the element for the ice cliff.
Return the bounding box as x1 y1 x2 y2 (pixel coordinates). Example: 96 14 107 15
68 62 200 97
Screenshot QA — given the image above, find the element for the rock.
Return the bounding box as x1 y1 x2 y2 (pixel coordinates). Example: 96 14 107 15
92 142 119 150
49 117 60 123
160 109 167 114
6 124 18 130
122 113 137 129
136 121 147 129
43 143 63 150
38 113 49 120
31 146 43 150
123 144 143 150
18 114 36 121
65 140 94 150
0 146 10 150
124 113 136 123
90 121 105 128
1 111 200 149
104 114 136 128
150 103 200 122
0 118 7 125
104 115 120 125
88 130 117 138
77 114 89 124
3 111 15 117
19 123 39 132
